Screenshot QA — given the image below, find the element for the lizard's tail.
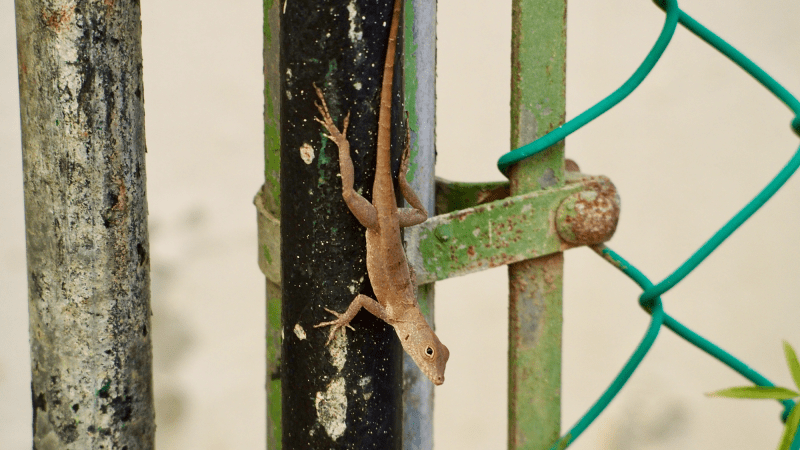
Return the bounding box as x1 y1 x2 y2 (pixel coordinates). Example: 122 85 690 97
374 0 402 188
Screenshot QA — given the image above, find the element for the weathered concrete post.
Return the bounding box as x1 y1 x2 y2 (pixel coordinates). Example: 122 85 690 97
15 1 155 448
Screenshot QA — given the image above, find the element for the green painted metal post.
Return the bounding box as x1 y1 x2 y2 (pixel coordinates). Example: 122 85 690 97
262 0 281 448
508 0 566 449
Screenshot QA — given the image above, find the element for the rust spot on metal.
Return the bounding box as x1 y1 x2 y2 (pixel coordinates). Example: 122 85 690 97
556 175 620 246
565 159 580 172
454 207 479 222
476 185 511 204
41 6 73 32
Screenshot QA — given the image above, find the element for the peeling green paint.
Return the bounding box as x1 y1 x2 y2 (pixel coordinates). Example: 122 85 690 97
263 0 273 43
402 3 421 180
509 0 566 191
263 1 282 447
407 179 597 285
264 77 280 202
263 244 272 266
416 284 431 319
255 188 281 284
435 178 510 214
317 139 332 166
95 381 111 397
508 0 566 448
508 254 563 450
266 283 282 450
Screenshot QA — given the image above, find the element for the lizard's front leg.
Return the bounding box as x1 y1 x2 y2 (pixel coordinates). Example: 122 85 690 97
313 84 378 229
314 294 390 344
397 112 428 227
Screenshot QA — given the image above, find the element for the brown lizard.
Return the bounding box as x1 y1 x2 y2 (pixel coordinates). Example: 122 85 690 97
312 0 449 385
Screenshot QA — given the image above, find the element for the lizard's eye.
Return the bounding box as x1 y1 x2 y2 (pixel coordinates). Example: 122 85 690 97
425 347 434 357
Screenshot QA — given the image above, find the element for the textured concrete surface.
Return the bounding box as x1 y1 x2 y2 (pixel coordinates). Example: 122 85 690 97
2 0 799 449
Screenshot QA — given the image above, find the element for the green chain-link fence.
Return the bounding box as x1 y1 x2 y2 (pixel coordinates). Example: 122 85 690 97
499 0 800 448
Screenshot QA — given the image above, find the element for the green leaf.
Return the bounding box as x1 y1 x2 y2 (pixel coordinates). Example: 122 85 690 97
777 404 800 450
706 386 800 400
784 341 800 393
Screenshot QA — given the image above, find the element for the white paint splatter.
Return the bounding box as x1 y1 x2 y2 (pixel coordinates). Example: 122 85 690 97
359 376 373 400
329 332 348 371
346 1 364 42
346 276 364 294
293 323 307 340
315 377 347 441
300 143 315 164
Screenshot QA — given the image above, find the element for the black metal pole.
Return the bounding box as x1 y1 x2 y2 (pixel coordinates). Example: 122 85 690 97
280 0 405 448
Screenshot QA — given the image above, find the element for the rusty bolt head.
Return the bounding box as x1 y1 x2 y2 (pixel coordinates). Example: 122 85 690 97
556 176 620 246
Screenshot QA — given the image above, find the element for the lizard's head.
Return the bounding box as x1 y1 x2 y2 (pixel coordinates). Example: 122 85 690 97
395 321 450 385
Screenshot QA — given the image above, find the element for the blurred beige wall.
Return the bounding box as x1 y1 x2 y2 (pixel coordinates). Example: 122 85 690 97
2 1 799 449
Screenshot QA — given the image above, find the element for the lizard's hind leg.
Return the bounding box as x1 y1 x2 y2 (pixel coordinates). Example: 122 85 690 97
313 84 378 229
398 112 428 227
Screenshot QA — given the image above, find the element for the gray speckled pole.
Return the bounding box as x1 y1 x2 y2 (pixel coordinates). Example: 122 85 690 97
401 1 437 449
15 1 155 449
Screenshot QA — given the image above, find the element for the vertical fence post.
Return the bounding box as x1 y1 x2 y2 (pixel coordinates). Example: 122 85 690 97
401 1 437 449
15 0 155 448
508 0 567 448
279 1 404 448
262 0 282 448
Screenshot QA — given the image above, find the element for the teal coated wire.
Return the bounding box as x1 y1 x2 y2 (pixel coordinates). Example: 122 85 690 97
644 143 800 300
597 246 796 419
497 0 800 447
653 0 800 125
662 314 796 420
643 6 800 298
592 246 798 445
551 309 664 449
496 0 680 175
550 248 665 450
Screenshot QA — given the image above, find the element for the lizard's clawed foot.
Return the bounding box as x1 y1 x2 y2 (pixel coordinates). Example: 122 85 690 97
314 307 356 345
313 83 350 141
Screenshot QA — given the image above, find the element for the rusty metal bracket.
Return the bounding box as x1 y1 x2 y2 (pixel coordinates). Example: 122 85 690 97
406 173 619 284
254 173 619 286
